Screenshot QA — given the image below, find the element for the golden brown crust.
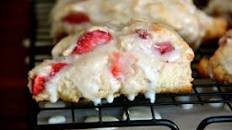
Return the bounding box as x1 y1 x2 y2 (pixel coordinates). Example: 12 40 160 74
209 49 232 84
203 17 228 42
197 57 210 78
32 84 192 102
156 85 192 93
210 63 232 84
198 30 232 84
197 51 232 84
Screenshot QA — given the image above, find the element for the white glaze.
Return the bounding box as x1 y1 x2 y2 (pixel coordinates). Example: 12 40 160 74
93 98 101 105
106 95 114 103
52 0 213 45
46 64 69 103
36 66 51 77
63 42 77 56
145 91 156 103
46 81 58 103
162 50 181 62
30 22 194 104
128 94 136 101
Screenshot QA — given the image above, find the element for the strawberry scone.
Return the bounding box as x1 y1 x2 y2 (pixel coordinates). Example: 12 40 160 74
50 0 227 48
28 21 194 104
197 30 232 83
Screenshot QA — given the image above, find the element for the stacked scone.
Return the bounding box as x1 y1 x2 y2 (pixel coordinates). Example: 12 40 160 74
197 30 232 83
50 0 227 48
28 21 194 104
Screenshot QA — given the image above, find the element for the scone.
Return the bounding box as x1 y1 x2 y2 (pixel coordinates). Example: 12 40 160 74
197 30 232 83
205 0 232 27
50 0 227 48
28 21 194 104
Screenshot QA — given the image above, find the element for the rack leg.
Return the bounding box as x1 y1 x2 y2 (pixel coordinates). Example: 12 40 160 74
197 115 232 130
154 119 180 130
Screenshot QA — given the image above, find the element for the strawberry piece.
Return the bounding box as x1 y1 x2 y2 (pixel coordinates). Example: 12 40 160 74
111 64 121 78
50 63 68 77
32 76 46 96
135 29 151 39
73 30 112 54
111 52 122 78
63 12 90 24
32 63 67 96
154 42 174 54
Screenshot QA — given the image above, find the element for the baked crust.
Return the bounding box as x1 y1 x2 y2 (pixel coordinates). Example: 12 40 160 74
155 85 192 93
197 30 232 83
33 84 193 102
29 21 194 103
197 57 210 78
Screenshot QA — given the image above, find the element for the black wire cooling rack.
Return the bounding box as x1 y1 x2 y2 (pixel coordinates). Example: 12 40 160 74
27 0 232 130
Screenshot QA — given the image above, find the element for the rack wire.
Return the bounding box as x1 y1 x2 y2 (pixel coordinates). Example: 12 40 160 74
28 0 232 130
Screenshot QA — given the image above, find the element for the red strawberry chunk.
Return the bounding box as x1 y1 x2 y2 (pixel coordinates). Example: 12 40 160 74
111 64 121 78
32 62 68 96
50 62 68 77
154 42 174 55
111 52 122 78
63 12 90 24
73 30 112 54
135 29 151 39
32 76 46 96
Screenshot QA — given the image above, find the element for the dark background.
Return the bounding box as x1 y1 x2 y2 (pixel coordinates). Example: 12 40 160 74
0 0 30 129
